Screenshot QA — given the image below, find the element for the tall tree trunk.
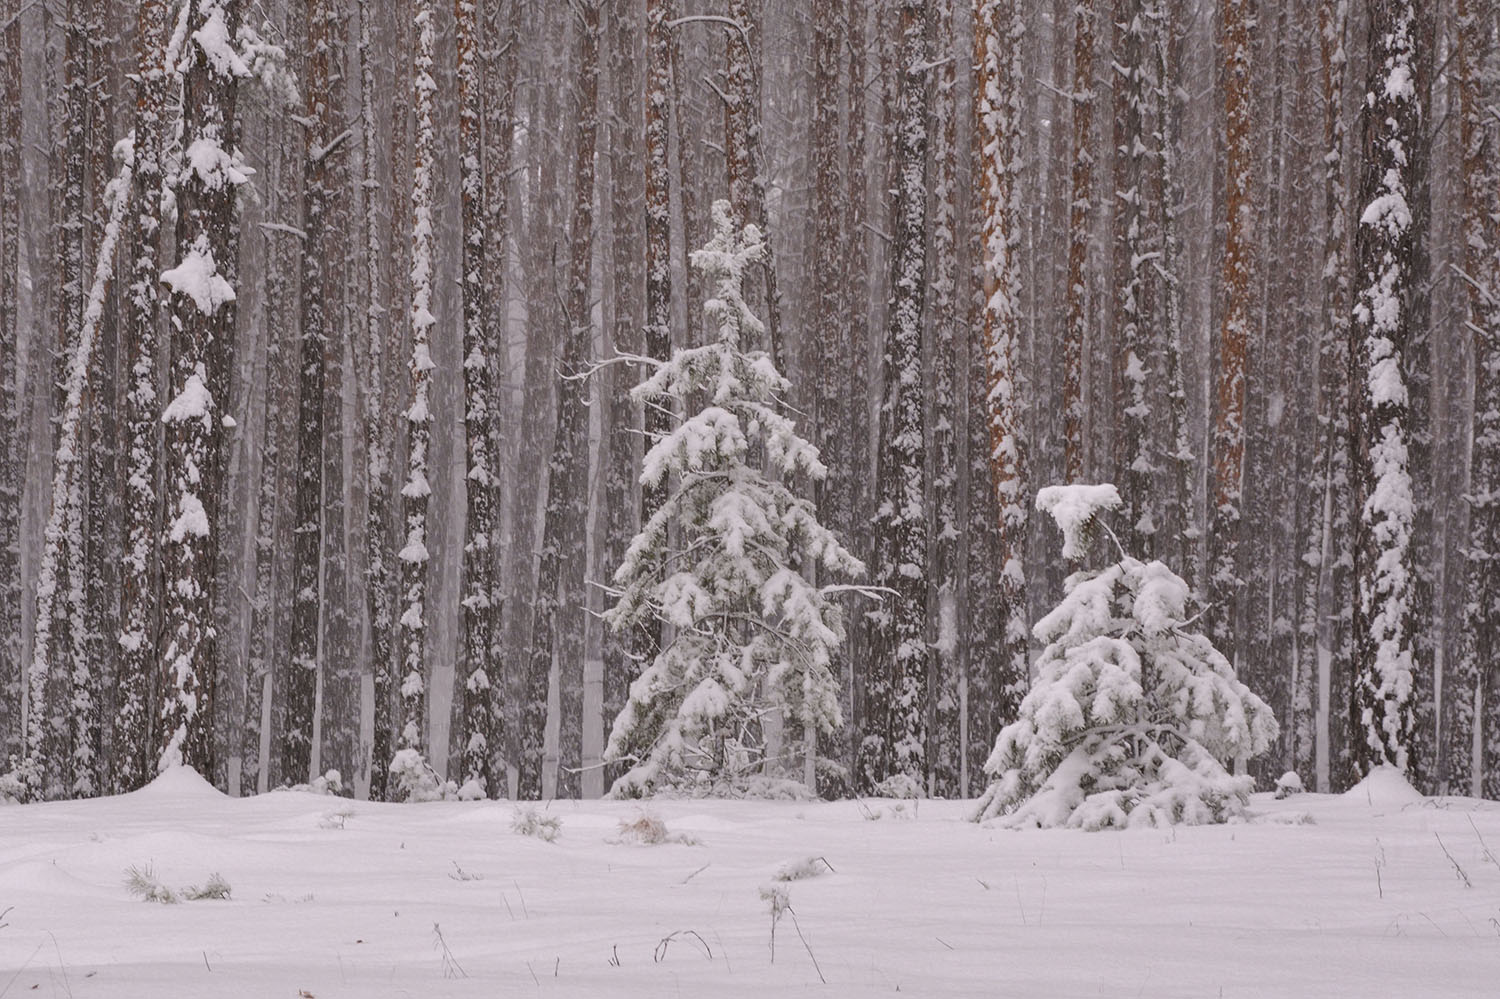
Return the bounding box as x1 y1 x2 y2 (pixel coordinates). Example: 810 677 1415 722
1350 0 1422 780
1210 0 1255 659
972 0 1030 786
81 0 119 799
723 0 782 366
478 0 519 794
396 0 437 774
1449 0 1499 797
859 0 930 793
455 0 502 797
0 0 22 765
114 0 171 793
1062 0 1095 483
526 0 600 800
601 0 645 793
285 0 338 786
1295 0 1353 791
1112 0 1152 555
158 0 243 777
926 0 961 799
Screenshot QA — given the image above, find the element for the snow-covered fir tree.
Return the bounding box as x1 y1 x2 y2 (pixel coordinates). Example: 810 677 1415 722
603 202 865 797
973 484 1278 829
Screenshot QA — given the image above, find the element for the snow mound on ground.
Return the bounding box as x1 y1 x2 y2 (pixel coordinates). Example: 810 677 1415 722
131 765 226 800
1342 765 1423 806
4 860 106 898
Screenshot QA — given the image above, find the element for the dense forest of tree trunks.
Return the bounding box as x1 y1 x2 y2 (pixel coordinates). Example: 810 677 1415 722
3 0 1497 803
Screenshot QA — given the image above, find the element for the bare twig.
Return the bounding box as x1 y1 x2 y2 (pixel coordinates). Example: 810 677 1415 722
654 930 713 964
785 905 827 985
1466 814 1498 869
1435 833 1473 888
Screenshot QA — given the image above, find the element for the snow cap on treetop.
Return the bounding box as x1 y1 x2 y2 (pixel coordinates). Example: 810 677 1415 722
1036 484 1121 561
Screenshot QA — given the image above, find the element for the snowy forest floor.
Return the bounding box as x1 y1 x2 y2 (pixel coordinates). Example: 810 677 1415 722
3 771 1499 998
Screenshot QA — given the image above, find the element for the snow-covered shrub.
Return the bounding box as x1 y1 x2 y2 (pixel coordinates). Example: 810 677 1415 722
973 484 1278 830
773 856 834 882
872 773 923 800
0 764 22 804
182 873 232 901
602 201 865 798
275 769 345 796
126 865 232 902
611 809 700 846
511 806 562 842
388 748 457 803
1275 771 1304 799
125 864 179 904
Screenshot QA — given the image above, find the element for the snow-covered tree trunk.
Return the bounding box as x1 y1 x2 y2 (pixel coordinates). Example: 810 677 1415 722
508 36 563 799
82 0 122 798
396 0 437 775
477 0 519 794
635 0 674 700
525 0 599 800
1111 0 1152 556
723 0 782 366
253 50 305 791
1350 0 1422 780
1399 0 1437 795
1150 0 1194 591
114 0 172 794
859 0 930 793
926 0 961 799
810 0 852 787
643 0 674 517
22 65 133 799
285 0 341 786
1293 0 1352 791
1061 0 1095 484
157 0 246 777
1448 0 1499 797
973 0 1029 791
601 0 645 793
455 0 501 797
1209 0 1254 659
317 2 356 789
0 0 25 764
366 0 409 802
840 0 872 773
39 0 90 799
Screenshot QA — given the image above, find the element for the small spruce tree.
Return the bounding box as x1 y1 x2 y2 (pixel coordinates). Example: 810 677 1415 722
602 201 865 797
973 484 1278 829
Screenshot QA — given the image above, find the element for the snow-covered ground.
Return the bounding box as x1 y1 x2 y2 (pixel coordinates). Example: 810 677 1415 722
3 768 1498 997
